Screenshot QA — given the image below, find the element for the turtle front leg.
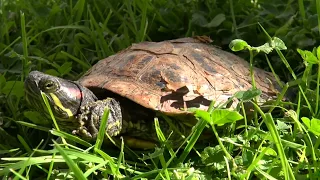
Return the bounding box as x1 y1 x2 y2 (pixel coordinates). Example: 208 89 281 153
74 98 123 140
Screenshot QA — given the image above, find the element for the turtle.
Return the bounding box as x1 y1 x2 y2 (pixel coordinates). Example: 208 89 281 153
24 37 281 149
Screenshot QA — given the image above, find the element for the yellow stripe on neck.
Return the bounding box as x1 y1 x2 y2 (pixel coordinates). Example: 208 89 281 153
49 93 73 117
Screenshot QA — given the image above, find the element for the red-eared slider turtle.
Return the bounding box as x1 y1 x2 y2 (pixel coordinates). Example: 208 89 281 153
24 37 280 148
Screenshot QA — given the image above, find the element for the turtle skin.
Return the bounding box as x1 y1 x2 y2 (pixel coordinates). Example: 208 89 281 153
79 37 280 115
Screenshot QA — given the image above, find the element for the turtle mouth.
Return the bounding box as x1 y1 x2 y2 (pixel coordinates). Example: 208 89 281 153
24 75 47 112
24 71 44 98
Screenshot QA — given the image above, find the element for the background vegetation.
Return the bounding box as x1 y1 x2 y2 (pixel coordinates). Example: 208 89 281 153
1 0 320 179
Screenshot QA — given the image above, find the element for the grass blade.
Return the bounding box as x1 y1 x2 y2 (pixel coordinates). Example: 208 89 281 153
20 11 28 80
54 141 86 180
94 108 109 150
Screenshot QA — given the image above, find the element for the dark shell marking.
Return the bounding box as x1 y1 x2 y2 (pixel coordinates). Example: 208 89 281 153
79 37 280 114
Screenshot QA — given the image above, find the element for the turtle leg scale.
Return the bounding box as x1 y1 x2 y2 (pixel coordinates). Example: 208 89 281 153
74 98 122 140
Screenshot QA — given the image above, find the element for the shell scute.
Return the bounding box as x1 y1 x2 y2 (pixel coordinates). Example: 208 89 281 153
79 37 281 114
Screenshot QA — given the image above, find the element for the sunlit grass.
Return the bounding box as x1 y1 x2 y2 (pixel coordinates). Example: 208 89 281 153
1 0 320 179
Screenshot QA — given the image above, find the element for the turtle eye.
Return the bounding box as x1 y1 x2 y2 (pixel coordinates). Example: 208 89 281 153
44 81 54 89
41 80 58 92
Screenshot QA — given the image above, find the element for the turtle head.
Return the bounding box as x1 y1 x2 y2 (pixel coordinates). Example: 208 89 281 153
24 71 97 122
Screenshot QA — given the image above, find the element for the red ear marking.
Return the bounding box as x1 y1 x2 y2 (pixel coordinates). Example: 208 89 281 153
73 88 83 100
76 88 83 100
64 86 83 100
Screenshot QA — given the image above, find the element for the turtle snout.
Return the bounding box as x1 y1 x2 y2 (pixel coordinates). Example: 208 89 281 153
25 71 46 84
25 71 60 93
24 71 43 95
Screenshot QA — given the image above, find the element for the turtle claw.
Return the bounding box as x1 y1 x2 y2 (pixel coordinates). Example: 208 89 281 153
72 127 93 139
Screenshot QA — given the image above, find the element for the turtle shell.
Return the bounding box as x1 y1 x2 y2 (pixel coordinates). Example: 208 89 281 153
78 37 280 115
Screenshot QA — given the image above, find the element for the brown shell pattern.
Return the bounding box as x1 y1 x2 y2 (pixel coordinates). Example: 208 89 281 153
79 37 281 115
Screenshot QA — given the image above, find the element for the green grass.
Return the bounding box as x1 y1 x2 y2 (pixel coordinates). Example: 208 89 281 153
1 0 320 179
